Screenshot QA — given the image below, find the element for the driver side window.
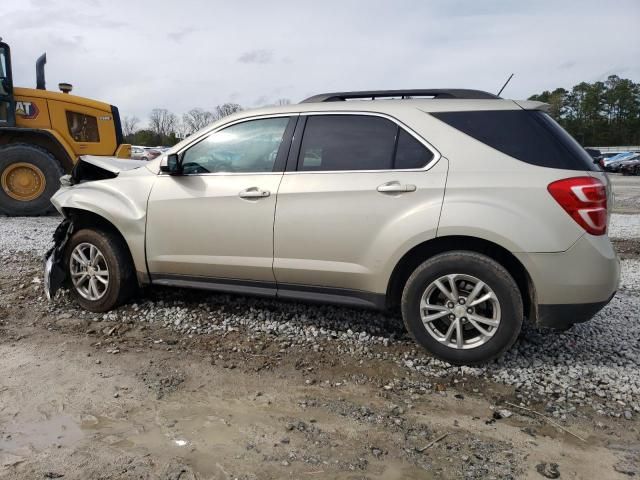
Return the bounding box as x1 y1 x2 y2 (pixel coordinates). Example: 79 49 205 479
181 117 290 174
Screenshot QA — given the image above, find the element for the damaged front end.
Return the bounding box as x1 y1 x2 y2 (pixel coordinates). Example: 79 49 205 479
43 219 74 300
43 154 154 300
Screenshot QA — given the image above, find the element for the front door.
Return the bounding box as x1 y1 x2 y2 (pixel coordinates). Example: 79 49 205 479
146 116 295 287
0 42 15 127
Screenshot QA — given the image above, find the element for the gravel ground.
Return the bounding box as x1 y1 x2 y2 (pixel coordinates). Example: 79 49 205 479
0 215 59 255
2 214 638 422
609 213 640 239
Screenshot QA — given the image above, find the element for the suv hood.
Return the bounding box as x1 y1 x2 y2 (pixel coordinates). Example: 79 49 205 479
78 155 147 174
69 155 148 184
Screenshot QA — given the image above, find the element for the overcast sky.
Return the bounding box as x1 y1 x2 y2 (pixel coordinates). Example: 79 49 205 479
3 0 639 125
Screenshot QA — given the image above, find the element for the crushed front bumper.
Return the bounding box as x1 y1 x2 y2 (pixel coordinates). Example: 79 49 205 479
43 219 74 300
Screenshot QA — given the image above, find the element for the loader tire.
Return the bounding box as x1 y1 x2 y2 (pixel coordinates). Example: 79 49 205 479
0 143 65 216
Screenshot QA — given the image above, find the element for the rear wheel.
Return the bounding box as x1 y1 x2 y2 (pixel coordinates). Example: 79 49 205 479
64 228 136 312
401 251 523 365
0 143 64 216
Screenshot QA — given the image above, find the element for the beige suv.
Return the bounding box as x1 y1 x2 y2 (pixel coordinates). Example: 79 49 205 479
44 89 620 365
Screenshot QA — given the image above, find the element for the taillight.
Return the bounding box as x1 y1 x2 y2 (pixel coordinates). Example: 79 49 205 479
547 177 607 236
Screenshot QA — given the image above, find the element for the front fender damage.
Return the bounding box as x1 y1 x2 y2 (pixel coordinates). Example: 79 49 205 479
43 219 74 300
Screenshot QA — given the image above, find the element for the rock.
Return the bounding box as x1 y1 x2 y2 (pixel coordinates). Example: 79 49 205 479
614 461 638 476
371 447 383 458
493 409 513 420
535 462 560 479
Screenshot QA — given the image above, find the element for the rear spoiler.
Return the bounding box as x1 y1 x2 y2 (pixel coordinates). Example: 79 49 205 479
513 100 550 112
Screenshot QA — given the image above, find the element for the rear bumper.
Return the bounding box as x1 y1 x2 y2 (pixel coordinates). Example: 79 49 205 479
537 291 616 330
515 234 620 305
515 233 620 328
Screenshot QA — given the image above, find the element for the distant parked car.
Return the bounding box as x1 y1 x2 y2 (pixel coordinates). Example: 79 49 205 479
131 146 162 161
131 146 147 160
142 148 162 161
618 155 640 176
602 152 637 172
585 148 603 169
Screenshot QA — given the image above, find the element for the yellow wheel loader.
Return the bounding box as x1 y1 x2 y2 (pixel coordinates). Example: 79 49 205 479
0 39 131 216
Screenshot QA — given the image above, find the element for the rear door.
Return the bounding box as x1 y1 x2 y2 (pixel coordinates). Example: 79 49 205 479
273 113 447 296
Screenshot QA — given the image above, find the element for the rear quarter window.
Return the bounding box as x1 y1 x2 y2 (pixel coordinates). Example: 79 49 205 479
431 110 599 171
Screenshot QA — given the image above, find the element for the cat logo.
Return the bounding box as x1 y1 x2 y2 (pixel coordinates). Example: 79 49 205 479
15 101 39 120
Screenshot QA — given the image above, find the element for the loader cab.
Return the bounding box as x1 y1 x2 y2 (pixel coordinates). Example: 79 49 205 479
0 41 15 127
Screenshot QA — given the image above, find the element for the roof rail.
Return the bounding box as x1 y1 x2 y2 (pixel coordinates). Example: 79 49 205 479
300 89 499 103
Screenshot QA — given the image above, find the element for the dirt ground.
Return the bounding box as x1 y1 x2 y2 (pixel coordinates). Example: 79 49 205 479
1 258 639 480
0 174 638 479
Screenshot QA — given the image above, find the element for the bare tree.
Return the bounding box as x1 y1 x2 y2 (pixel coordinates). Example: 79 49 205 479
276 98 291 106
123 115 140 137
182 108 215 135
214 103 242 120
149 108 178 141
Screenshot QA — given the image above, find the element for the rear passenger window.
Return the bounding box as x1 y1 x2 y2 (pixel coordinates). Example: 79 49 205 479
395 129 434 169
431 110 599 171
299 115 396 171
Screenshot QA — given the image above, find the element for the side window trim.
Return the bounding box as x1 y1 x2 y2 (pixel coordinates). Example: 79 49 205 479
290 111 440 173
173 114 298 176
272 116 299 172
286 115 308 172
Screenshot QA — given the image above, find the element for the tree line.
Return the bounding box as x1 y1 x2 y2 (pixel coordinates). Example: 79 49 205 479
123 99 291 147
528 75 640 146
123 103 243 146
123 77 640 148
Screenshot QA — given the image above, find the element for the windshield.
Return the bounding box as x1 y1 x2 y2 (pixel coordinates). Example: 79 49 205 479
0 46 8 95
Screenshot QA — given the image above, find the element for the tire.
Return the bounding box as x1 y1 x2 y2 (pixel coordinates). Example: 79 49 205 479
401 251 523 365
0 143 65 216
63 228 136 312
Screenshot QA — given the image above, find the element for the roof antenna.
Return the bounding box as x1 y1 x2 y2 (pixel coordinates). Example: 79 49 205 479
497 73 514 97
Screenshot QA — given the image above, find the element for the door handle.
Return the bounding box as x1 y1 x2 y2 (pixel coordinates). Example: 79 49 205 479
239 187 270 199
377 181 417 193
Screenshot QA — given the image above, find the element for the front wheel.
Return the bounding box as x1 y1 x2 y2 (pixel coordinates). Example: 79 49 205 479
64 228 136 312
401 251 523 365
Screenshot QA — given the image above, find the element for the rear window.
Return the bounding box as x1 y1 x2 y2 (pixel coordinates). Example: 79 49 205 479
431 110 598 171
299 115 397 171
298 115 434 171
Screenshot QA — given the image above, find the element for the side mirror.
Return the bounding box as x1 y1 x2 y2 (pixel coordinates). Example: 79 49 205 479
159 153 181 175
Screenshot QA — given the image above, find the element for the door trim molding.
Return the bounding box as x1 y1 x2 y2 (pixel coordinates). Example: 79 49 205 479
150 273 386 310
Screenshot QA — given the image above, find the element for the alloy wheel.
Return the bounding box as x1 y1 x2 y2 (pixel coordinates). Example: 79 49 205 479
69 242 110 301
420 273 501 350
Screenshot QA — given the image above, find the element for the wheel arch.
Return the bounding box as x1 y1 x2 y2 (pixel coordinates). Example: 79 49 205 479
0 127 75 171
386 235 536 322
63 208 144 285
